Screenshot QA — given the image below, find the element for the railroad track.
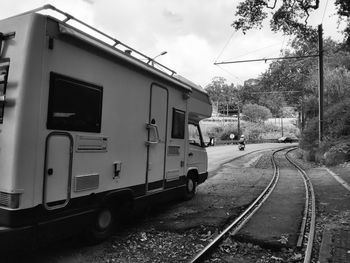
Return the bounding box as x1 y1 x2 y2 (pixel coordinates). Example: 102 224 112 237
285 148 316 263
190 147 316 263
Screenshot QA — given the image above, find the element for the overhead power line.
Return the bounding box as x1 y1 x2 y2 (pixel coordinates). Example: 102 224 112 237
214 54 319 65
250 91 302 94
215 30 236 63
322 0 330 24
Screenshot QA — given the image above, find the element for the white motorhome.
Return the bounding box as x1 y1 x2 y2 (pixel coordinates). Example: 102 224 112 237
0 5 212 248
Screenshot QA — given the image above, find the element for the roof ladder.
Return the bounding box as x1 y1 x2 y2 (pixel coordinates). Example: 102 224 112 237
17 5 176 76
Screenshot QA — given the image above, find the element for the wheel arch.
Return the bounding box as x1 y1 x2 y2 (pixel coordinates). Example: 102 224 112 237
101 189 135 206
187 168 199 182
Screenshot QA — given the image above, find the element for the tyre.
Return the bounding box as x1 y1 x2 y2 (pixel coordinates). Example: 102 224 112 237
85 206 116 244
184 176 196 200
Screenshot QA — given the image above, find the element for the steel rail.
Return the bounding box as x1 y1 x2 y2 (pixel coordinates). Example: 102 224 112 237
189 147 292 263
285 149 316 263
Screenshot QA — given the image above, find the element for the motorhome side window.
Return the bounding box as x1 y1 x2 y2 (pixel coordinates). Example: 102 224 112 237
0 61 9 124
171 108 185 139
188 123 203 147
47 72 103 133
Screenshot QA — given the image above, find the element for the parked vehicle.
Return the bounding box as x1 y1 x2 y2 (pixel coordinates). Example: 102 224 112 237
278 136 296 143
0 5 212 249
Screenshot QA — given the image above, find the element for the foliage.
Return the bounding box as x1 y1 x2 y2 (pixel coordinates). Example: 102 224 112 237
238 38 350 129
205 125 224 138
229 1 350 154
335 0 350 49
243 122 265 141
303 95 318 120
205 77 237 103
205 77 228 103
219 124 239 140
232 0 350 48
238 79 261 105
205 77 240 115
299 117 318 150
299 98 350 150
242 103 272 123
323 98 350 139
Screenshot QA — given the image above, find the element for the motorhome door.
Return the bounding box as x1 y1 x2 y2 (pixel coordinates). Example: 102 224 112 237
146 85 168 192
43 133 72 209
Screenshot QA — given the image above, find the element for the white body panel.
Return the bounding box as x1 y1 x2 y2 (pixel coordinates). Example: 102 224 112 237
0 12 212 216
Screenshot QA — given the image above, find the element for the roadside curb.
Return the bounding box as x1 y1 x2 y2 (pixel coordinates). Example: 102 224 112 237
318 228 350 263
318 166 350 263
324 167 350 192
318 229 332 263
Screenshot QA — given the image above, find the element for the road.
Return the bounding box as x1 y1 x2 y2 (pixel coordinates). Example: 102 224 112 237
206 143 296 173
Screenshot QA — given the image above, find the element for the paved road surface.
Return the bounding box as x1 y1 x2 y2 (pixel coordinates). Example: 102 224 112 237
207 143 297 173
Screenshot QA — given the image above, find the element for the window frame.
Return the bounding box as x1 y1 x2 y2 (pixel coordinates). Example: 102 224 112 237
0 60 10 124
171 108 185 139
47 72 103 133
188 122 204 147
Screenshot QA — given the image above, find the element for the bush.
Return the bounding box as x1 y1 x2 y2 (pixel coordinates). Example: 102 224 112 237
243 123 264 140
300 98 350 165
299 117 319 150
242 103 272 123
300 98 350 151
324 99 350 138
220 124 239 140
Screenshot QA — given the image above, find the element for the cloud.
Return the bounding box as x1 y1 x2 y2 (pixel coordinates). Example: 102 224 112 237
0 0 345 87
162 9 182 24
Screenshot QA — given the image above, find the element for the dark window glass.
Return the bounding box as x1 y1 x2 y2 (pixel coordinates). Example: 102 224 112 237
188 123 203 147
0 62 9 124
47 72 103 133
171 108 185 139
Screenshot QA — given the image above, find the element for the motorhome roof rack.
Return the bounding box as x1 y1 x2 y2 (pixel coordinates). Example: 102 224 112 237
17 4 177 77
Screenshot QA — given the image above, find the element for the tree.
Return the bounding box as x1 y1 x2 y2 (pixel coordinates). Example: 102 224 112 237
335 0 350 49
232 0 350 48
239 78 261 105
205 76 227 103
205 77 239 115
242 103 272 123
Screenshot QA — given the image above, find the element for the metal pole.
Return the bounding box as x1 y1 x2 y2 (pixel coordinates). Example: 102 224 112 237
237 103 241 137
281 116 284 137
318 24 324 143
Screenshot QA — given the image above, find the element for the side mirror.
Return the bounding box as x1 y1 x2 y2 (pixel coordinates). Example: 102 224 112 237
206 137 215 147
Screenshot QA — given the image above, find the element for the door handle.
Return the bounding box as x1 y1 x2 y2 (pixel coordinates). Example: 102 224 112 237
146 123 160 145
188 152 193 157
47 168 53 175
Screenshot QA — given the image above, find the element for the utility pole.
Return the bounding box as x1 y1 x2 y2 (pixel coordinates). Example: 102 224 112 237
281 115 284 137
237 103 241 137
318 24 324 143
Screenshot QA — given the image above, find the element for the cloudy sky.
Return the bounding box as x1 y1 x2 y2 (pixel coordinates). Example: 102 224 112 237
0 0 345 87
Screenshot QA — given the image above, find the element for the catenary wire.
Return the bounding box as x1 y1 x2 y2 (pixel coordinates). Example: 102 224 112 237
322 0 330 24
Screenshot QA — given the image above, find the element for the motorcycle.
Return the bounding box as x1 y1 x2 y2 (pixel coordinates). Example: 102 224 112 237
238 142 245 151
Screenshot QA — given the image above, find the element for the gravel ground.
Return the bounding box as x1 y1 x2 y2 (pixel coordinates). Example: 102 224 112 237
10 150 274 263
9 147 347 263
